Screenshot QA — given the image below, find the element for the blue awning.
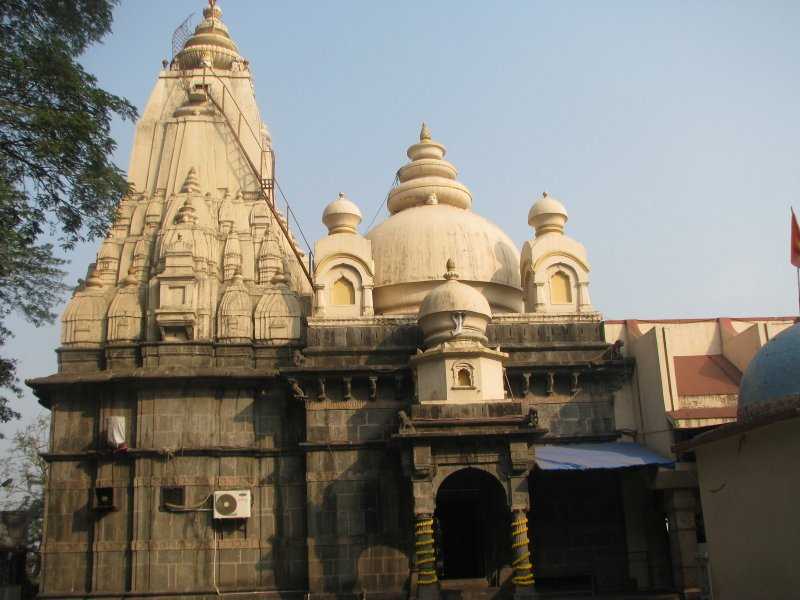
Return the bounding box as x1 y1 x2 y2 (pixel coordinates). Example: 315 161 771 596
535 442 674 471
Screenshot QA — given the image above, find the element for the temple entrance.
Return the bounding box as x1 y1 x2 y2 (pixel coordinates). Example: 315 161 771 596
435 468 509 583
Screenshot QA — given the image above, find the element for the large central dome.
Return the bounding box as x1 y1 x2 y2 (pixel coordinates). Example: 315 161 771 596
366 125 522 315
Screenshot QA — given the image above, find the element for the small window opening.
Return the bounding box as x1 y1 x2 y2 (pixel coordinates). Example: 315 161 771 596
93 487 116 512
161 486 186 510
457 368 473 387
332 276 356 305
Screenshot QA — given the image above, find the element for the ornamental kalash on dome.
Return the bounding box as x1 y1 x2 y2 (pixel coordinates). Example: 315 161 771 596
410 260 508 404
365 124 522 315
173 0 245 71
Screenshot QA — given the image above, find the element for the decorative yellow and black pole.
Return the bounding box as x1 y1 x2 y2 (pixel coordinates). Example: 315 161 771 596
415 513 439 596
511 509 534 594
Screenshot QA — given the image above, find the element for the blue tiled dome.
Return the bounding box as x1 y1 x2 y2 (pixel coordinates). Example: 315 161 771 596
738 322 800 421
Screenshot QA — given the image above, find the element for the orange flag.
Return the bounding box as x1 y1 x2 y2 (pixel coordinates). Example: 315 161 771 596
793 209 800 268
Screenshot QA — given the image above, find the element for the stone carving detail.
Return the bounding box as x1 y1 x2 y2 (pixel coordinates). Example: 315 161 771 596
61 269 110 346
96 235 122 285
398 410 415 433
216 271 252 342
253 265 302 343
222 233 242 281
317 377 328 402
451 311 465 336
287 378 306 401
106 269 144 342
521 372 532 396
257 228 282 285
292 349 307 367
546 371 555 396
570 371 581 395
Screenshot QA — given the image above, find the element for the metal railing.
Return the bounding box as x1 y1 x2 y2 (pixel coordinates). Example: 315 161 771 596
201 67 314 287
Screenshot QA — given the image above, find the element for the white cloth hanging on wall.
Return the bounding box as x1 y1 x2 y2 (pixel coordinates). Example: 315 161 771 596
105 416 126 449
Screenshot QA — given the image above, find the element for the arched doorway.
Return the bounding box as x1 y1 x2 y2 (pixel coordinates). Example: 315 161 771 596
435 468 509 583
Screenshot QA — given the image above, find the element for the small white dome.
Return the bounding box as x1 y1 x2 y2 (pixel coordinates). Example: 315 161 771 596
322 192 362 234
528 192 568 235
418 260 492 346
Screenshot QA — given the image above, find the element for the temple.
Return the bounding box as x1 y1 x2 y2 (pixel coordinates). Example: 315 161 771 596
27 3 794 599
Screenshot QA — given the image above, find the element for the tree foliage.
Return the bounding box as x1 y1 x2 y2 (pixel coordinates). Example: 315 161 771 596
0 0 137 420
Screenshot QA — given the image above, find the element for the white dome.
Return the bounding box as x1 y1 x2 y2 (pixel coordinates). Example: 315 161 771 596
322 192 362 234
418 260 492 346
365 125 522 315
528 192 568 235
419 260 492 319
366 204 522 314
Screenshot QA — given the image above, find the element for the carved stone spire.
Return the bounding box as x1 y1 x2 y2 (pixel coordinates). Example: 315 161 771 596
387 124 471 214
223 232 242 281
174 0 242 70
180 167 201 194
257 228 282 284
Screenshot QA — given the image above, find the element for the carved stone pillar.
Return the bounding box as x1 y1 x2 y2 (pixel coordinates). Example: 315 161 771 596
362 283 374 316
313 283 325 316
409 447 438 600
414 513 439 600
533 282 546 312
577 281 592 312
510 509 534 597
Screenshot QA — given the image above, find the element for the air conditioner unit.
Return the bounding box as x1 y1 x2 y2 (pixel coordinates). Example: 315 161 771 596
213 490 251 519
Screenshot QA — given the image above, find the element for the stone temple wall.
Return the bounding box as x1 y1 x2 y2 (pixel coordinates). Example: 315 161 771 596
41 378 309 597
33 318 637 599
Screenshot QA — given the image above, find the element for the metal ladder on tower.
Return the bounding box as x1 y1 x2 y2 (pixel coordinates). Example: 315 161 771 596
199 66 315 288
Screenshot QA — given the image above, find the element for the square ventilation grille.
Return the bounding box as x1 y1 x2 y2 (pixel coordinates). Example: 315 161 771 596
213 490 251 519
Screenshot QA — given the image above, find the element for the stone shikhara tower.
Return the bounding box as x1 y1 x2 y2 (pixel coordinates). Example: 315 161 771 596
28 2 713 599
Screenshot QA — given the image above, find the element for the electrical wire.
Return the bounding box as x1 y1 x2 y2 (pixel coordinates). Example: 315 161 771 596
366 173 399 231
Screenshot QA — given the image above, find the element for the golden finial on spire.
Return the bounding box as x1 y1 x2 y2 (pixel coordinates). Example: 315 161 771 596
208 0 217 8
420 122 432 142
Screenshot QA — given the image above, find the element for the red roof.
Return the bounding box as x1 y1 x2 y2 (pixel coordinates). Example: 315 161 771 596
666 406 738 420
674 355 741 396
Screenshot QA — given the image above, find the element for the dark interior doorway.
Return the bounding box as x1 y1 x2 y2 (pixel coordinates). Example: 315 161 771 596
530 469 628 593
435 468 509 583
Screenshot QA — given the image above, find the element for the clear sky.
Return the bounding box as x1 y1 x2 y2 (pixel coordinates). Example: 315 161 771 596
3 0 799 437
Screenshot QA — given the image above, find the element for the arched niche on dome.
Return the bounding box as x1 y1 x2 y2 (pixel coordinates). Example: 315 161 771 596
452 362 476 389
521 252 593 314
549 269 573 305
313 256 375 319
332 276 355 306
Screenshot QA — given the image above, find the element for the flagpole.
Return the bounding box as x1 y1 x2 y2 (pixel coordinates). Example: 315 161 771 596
793 208 800 315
